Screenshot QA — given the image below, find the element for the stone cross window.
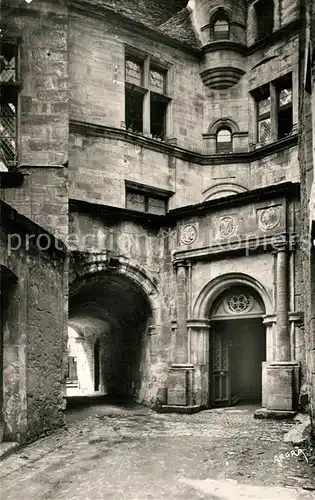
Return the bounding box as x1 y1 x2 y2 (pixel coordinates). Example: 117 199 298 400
124 49 171 140
126 189 167 215
253 73 293 146
0 41 20 171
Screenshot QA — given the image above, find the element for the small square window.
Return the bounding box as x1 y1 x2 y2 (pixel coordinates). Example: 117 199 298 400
147 196 166 215
125 58 144 86
149 67 166 94
126 191 146 212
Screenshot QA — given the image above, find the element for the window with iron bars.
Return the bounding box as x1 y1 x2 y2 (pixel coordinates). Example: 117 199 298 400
0 41 20 170
124 51 171 140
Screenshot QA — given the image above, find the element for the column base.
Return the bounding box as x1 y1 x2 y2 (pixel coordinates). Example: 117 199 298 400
262 361 300 411
254 408 297 420
166 364 195 407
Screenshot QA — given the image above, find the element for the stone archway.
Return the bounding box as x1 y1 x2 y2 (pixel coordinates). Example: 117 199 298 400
68 255 161 405
188 273 274 410
193 272 273 318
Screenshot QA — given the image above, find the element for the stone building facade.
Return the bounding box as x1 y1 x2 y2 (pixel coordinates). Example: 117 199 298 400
0 0 314 442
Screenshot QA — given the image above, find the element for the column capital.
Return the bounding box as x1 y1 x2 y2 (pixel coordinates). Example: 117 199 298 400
174 259 187 270
187 318 210 329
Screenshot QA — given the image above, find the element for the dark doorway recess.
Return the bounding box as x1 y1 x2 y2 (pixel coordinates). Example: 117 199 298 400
210 318 266 407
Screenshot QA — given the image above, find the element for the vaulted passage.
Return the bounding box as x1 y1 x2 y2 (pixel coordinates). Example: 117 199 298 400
67 274 152 402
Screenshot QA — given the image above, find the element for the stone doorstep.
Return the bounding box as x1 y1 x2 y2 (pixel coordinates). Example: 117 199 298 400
157 405 206 414
254 408 297 420
0 442 20 461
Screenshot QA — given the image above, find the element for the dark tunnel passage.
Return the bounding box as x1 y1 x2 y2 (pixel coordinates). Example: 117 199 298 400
68 273 152 402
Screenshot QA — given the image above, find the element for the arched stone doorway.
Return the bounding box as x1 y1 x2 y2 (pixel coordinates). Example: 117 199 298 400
68 271 154 403
209 286 266 407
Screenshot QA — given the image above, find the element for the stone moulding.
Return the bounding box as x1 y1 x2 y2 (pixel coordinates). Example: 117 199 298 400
172 232 297 262
69 120 298 165
200 66 245 89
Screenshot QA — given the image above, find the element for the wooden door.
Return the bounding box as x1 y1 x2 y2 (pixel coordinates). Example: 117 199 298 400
211 325 231 407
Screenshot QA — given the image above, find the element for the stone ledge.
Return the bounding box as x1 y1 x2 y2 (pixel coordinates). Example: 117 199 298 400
157 405 206 414
0 442 20 461
254 408 297 420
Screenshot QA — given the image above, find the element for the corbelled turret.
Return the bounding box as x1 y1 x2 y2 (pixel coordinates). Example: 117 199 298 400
187 0 247 89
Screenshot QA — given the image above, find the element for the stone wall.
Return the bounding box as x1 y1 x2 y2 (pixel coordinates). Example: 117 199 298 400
298 0 315 433
69 10 204 151
0 205 67 442
1 0 69 240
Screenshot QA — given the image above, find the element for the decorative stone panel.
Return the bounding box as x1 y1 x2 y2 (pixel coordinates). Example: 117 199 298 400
257 205 283 232
180 223 199 246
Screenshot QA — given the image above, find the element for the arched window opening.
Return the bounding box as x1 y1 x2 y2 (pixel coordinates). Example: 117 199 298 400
211 11 230 41
255 0 274 40
216 128 232 153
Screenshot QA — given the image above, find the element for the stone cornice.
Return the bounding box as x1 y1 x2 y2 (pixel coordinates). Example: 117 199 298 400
70 182 300 223
68 0 201 56
169 182 300 218
172 233 297 263
202 41 247 55
69 120 298 166
69 198 165 226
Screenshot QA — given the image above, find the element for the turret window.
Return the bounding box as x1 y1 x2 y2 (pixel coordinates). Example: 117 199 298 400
216 128 232 153
211 10 230 41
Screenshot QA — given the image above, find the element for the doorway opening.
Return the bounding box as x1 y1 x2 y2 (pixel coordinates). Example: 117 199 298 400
209 286 266 408
211 318 266 407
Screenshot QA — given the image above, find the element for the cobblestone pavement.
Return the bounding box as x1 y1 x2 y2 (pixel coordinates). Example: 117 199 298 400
1 403 315 499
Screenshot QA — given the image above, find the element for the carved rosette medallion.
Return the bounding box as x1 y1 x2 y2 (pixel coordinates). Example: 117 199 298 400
227 294 251 313
259 206 280 231
218 216 236 238
180 224 198 245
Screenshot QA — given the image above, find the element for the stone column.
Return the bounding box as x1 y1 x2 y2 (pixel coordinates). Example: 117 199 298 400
189 319 210 408
164 261 196 410
256 234 300 416
174 260 188 364
275 236 290 361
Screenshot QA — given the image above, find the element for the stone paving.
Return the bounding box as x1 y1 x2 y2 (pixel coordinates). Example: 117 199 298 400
0 403 315 499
